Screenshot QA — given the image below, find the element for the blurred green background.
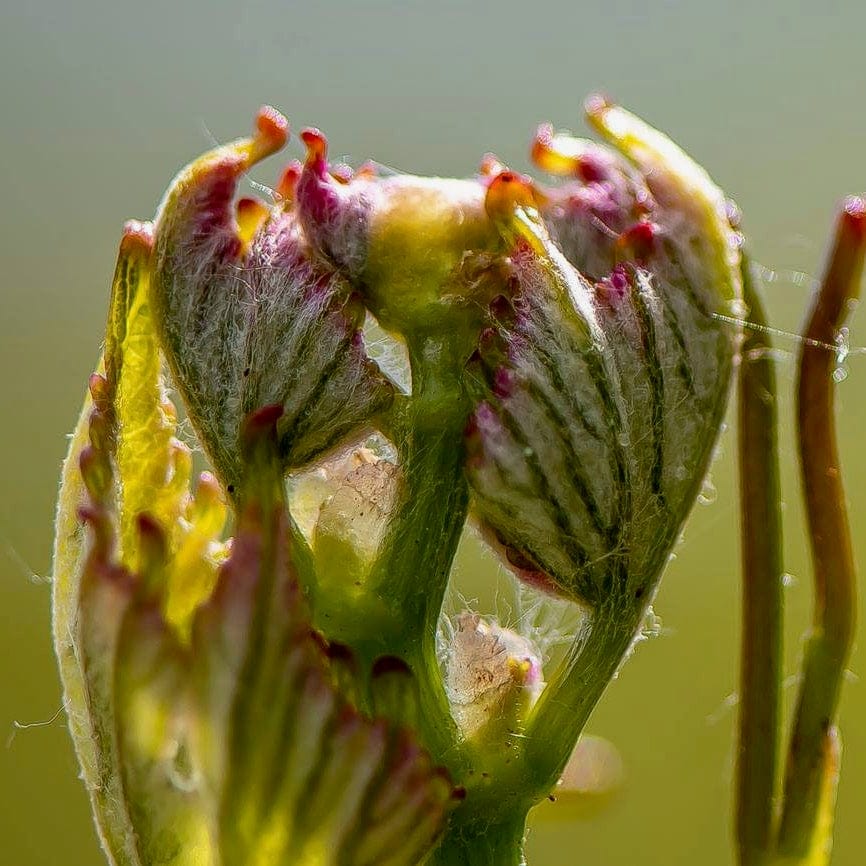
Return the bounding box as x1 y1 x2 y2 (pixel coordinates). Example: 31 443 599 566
1 1 864 863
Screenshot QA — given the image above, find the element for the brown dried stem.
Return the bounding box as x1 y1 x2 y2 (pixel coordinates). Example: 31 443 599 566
777 197 865 858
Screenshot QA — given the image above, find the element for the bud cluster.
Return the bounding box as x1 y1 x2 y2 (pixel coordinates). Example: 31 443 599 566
53 97 741 865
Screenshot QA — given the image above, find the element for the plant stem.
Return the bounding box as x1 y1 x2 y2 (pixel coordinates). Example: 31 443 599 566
364 332 471 756
735 255 785 866
516 595 640 806
372 340 471 656
777 198 865 858
428 812 528 866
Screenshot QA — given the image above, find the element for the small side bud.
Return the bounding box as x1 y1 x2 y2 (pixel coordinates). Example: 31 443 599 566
445 612 544 743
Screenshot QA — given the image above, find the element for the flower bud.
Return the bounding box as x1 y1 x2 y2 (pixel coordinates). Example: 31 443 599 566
152 108 395 490
54 224 460 865
464 101 741 606
532 121 650 281
56 99 749 864
312 450 400 589
445 612 544 743
296 127 502 341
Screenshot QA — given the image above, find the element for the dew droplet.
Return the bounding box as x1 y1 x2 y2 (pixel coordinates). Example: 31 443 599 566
782 572 797 588
832 366 848 384
697 477 717 506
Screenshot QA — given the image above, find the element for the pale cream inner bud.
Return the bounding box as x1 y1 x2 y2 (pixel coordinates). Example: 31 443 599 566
314 458 399 568
445 611 545 740
287 434 398 541
286 436 401 589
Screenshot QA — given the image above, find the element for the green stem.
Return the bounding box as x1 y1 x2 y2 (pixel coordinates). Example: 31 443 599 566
777 198 865 858
428 812 528 866
307 333 468 640
519 596 640 801
373 427 468 756
735 255 785 866
361 332 471 756
453 591 640 820
370 352 470 656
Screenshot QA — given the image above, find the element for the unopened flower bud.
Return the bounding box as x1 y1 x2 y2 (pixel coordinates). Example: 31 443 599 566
313 451 400 588
54 225 460 864
296 127 501 340
445 612 544 743
465 101 741 606
152 108 395 490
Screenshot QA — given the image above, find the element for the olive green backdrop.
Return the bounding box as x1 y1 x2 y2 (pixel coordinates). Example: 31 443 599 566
1 1 864 863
